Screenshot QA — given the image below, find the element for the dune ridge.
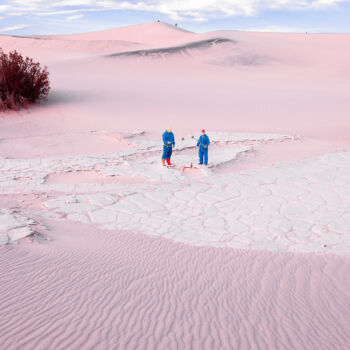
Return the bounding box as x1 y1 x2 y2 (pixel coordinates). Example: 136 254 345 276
108 38 235 58
44 22 196 45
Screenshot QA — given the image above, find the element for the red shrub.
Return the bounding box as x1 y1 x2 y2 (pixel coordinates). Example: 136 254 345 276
0 49 50 111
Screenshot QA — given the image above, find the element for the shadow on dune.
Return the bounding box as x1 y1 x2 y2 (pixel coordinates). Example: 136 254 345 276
9 35 49 40
207 53 270 67
44 90 96 106
106 37 269 67
107 38 236 58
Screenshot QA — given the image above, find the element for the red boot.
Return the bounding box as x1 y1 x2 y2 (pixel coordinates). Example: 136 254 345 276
166 159 172 165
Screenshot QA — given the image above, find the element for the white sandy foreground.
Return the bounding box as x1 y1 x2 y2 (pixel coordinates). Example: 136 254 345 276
1 22 350 349
1 131 349 255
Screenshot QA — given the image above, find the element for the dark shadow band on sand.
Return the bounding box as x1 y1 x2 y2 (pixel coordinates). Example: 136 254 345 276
0 34 50 40
107 38 236 58
43 90 97 106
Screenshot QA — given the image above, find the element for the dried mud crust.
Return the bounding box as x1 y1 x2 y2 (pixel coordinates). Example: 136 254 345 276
2 131 349 255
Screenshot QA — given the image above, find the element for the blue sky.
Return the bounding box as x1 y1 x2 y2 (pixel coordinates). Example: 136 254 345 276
0 0 350 35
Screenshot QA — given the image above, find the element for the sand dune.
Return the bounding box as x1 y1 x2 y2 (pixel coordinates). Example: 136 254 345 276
1 22 350 349
2 24 349 139
108 38 235 58
0 222 349 349
0 36 142 58
44 21 196 45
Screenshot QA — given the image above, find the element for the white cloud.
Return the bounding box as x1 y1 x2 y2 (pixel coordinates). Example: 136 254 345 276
193 17 209 23
312 0 344 7
0 0 349 23
0 24 31 33
0 5 11 13
36 9 98 16
66 14 84 21
7 12 25 16
0 16 5 21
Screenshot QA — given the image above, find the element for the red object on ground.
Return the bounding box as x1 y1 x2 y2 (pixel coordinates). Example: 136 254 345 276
166 159 171 165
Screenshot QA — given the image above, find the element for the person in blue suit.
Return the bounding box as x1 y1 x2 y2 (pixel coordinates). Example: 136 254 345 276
197 129 210 165
162 127 175 166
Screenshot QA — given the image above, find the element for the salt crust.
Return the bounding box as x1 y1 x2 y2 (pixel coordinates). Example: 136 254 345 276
4 132 350 255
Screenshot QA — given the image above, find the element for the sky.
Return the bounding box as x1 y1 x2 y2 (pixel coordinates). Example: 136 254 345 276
0 0 350 35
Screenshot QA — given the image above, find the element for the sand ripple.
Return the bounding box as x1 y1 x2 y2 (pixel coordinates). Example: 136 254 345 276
0 223 349 349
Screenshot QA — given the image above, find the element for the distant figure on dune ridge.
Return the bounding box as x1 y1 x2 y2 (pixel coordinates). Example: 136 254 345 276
162 127 175 166
197 129 210 165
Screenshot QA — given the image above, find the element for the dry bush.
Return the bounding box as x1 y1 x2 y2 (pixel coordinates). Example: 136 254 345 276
0 49 50 111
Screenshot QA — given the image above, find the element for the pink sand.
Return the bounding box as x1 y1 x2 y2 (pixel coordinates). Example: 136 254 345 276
49 22 197 45
0 221 349 349
1 22 350 349
1 23 350 160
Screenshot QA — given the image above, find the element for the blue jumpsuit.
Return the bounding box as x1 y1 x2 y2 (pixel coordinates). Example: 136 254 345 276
197 134 210 165
162 131 175 160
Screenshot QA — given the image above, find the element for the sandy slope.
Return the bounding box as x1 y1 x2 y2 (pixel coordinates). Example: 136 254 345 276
1 22 350 349
49 22 196 45
1 222 349 350
1 22 350 158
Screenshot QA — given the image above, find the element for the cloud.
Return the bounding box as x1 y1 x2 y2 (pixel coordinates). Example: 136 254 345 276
0 24 31 33
0 0 349 23
193 17 209 23
66 14 84 21
312 0 345 7
0 5 11 13
35 9 99 16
